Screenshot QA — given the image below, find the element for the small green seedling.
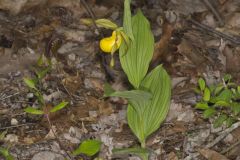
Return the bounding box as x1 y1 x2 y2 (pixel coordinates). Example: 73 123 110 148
24 101 69 116
195 75 240 128
73 139 102 159
23 75 69 134
23 57 70 159
0 147 14 160
23 77 69 116
0 131 14 160
23 54 68 116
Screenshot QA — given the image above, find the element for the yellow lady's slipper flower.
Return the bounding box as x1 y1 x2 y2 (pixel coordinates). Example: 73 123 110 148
100 31 122 53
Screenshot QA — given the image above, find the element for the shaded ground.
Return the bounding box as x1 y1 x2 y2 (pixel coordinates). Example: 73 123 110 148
1 0 240 159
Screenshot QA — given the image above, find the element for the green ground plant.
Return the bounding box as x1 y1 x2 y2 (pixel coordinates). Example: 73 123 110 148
84 0 171 159
23 56 102 160
0 131 14 160
73 139 102 159
0 147 14 160
23 55 69 126
195 75 240 128
23 57 72 159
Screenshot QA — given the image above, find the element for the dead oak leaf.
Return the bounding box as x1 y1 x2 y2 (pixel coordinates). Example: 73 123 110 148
198 148 229 160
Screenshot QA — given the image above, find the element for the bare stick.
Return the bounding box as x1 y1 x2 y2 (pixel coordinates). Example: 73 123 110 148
0 92 20 101
205 122 240 148
0 123 35 130
80 0 103 38
221 139 240 154
79 0 115 81
188 19 240 45
201 0 224 26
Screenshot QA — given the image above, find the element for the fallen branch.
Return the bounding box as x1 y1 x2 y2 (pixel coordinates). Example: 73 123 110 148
201 0 224 26
0 92 20 101
0 123 35 130
188 19 240 45
221 139 240 154
205 121 240 148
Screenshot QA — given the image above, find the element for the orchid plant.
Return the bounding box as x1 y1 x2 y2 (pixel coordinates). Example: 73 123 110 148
82 0 171 159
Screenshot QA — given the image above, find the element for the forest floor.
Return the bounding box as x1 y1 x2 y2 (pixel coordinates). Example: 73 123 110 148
1 0 240 159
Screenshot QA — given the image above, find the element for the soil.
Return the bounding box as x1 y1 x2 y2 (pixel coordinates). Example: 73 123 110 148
1 0 240 160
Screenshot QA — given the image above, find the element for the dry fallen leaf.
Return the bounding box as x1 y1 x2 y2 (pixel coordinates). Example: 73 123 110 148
168 0 207 15
166 152 178 160
199 148 229 160
62 74 82 94
166 121 187 135
23 137 35 144
177 37 206 66
45 126 57 139
223 46 240 74
225 12 240 30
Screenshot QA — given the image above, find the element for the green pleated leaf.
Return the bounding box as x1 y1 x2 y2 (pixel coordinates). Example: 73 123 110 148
50 101 69 113
213 114 227 128
127 66 171 145
211 89 232 103
24 107 44 115
104 84 152 117
108 90 151 103
195 102 209 110
119 30 130 49
95 19 118 29
209 85 215 93
203 87 210 102
198 78 205 91
226 117 235 127
113 147 149 160
73 140 102 156
203 108 216 119
218 89 232 102
224 74 232 83
0 131 7 140
37 54 44 66
34 91 44 106
214 101 230 107
120 10 154 88
214 85 224 95
231 102 240 115
23 78 37 90
35 67 50 80
80 18 118 30
194 88 201 94
237 86 240 93
103 83 115 96
104 83 152 104
123 0 134 40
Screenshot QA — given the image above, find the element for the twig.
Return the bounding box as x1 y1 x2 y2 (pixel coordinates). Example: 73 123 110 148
60 83 73 99
80 0 103 38
56 75 73 100
0 92 20 101
201 0 224 26
205 121 240 148
221 139 240 154
0 123 35 130
219 121 240 135
188 19 240 45
185 122 240 159
79 0 115 81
